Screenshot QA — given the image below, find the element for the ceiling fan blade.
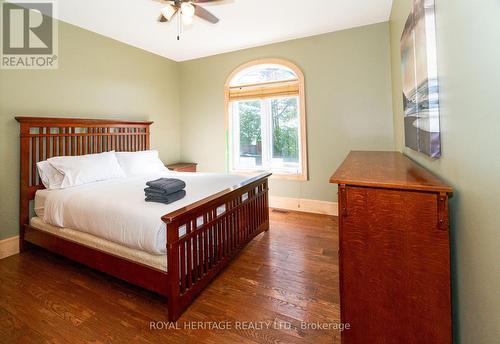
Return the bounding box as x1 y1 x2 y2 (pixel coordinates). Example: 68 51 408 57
194 4 219 23
158 14 168 22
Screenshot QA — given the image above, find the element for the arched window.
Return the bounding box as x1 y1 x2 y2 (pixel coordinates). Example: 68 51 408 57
225 59 308 180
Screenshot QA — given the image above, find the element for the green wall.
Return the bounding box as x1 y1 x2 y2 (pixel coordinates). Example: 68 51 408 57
0 19 395 240
389 1 500 343
179 22 394 202
0 20 181 240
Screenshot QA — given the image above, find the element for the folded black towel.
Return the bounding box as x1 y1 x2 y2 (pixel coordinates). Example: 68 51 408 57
145 190 186 205
145 178 186 195
144 187 173 197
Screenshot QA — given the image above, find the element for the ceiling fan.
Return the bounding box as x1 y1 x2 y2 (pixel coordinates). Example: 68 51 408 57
157 0 227 40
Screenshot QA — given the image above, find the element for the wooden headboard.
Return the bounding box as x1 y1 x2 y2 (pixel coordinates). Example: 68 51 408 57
15 116 153 250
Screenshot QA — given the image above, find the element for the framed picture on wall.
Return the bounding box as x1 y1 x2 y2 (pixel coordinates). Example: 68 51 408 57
400 0 441 158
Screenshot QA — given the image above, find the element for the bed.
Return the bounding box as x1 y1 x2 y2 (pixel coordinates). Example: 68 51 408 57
16 116 271 321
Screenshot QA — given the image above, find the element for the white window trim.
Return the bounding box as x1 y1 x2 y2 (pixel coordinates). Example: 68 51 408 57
225 58 308 181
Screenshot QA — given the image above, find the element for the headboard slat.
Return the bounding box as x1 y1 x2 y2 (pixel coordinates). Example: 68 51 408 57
65 128 70 155
38 132 43 163
31 137 36 186
52 133 57 158
16 116 154 252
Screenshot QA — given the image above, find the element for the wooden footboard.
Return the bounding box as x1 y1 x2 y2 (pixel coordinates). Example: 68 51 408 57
162 173 271 321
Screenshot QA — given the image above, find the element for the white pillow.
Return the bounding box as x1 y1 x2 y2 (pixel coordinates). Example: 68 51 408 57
37 160 64 189
48 151 126 188
115 150 168 177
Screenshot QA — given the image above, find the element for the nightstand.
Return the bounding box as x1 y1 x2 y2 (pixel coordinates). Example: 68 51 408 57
166 162 197 173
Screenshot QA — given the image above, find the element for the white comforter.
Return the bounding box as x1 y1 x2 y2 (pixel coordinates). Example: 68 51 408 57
34 172 248 255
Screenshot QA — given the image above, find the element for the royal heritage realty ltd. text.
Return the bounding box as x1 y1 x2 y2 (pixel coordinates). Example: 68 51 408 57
150 321 351 331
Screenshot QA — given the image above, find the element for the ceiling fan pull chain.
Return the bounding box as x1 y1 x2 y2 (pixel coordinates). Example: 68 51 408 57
177 12 181 40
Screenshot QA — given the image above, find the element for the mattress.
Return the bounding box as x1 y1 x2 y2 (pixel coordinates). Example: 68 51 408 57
30 217 168 271
34 172 248 255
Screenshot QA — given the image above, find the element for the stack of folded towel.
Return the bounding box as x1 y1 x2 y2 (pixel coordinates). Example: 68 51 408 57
144 178 186 204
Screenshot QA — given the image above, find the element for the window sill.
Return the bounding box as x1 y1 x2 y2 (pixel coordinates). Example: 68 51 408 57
230 170 308 181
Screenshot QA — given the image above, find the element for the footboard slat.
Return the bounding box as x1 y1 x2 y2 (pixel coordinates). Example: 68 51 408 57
180 241 186 294
217 212 223 262
186 222 192 289
223 207 228 256
208 211 213 269
192 220 199 284
203 218 208 273
163 173 271 321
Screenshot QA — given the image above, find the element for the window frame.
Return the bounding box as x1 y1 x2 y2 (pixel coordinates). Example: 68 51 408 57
225 59 308 181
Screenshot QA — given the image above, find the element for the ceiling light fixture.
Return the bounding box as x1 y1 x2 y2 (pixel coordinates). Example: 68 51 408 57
180 2 195 18
156 0 225 40
160 4 177 21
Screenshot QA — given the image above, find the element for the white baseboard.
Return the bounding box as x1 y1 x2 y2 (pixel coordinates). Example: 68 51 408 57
0 236 20 260
270 196 338 216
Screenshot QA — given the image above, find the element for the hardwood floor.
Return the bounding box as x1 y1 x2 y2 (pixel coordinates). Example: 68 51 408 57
0 211 340 344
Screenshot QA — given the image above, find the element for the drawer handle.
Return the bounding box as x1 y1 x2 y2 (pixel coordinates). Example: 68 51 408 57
340 185 347 217
437 193 448 231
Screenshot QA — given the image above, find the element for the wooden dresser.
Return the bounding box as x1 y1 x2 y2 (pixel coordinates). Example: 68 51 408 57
330 151 453 344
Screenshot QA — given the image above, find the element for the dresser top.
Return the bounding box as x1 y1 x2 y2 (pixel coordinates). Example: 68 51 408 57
330 151 453 193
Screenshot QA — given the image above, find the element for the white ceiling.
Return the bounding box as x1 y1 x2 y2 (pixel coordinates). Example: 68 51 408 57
54 0 393 62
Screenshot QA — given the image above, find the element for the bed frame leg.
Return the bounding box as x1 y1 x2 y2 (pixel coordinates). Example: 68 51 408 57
264 220 270 232
263 182 270 232
167 300 182 322
166 227 182 322
19 204 29 253
19 236 27 253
